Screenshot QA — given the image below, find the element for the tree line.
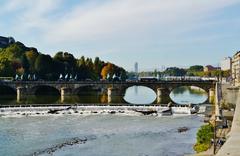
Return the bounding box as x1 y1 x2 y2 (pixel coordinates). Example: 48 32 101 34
0 41 127 81
162 65 230 78
137 65 230 78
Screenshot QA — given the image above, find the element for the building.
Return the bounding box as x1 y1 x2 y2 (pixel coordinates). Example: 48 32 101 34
0 36 15 48
232 51 240 86
221 57 232 71
204 65 219 72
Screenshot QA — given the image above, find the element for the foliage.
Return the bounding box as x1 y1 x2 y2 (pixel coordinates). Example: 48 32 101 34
187 65 204 76
187 69 230 78
53 51 77 73
194 143 210 153
189 65 204 72
21 54 30 73
101 63 114 80
0 39 126 80
0 56 14 76
25 49 39 73
93 57 104 79
222 70 231 78
163 67 186 76
194 124 214 153
35 54 54 79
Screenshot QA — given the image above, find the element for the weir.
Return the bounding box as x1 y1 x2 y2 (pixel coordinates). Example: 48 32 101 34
0 104 197 117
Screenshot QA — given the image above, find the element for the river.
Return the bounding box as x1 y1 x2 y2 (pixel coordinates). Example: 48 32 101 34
0 115 203 156
0 86 208 156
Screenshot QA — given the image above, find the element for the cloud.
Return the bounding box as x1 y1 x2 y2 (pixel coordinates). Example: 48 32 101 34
0 0 63 33
1 0 240 67
1 0 239 43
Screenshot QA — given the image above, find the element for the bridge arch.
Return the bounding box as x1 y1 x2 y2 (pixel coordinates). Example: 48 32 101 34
0 85 16 95
73 85 102 95
31 85 60 96
164 83 212 93
123 85 157 104
170 86 209 104
119 84 157 95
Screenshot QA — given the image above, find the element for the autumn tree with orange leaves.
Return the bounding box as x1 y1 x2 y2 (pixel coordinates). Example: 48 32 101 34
101 63 114 80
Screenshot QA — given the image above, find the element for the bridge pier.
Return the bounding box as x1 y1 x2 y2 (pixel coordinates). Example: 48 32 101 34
209 88 215 103
17 87 27 103
156 88 162 104
156 88 171 104
60 87 72 103
107 88 112 103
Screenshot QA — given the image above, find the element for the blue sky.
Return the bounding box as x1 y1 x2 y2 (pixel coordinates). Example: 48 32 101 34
0 0 240 71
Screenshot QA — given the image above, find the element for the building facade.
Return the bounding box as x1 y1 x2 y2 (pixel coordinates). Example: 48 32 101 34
221 57 232 71
232 51 240 86
204 65 219 72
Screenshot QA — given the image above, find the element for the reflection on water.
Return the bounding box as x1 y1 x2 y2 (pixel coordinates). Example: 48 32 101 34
124 86 156 105
170 86 208 104
0 86 208 105
0 93 125 105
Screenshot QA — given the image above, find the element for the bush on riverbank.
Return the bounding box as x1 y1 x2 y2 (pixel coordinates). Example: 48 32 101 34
194 124 214 153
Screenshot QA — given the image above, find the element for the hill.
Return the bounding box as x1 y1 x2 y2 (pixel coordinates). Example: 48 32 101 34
0 36 126 81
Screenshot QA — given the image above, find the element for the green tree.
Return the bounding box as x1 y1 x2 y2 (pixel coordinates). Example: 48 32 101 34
25 49 39 73
35 54 54 79
0 56 14 76
0 42 28 60
53 52 76 73
189 65 204 72
164 67 186 76
21 54 30 74
222 70 231 78
93 57 104 79
194 124 214 153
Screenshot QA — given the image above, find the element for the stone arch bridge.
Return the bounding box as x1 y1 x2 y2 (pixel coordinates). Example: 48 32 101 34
0 80 216 104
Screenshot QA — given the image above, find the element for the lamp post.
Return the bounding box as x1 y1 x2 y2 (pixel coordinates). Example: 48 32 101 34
213 115 220 155
213 115 217 154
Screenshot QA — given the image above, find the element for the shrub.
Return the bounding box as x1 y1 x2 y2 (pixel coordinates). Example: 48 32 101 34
194 124 214 153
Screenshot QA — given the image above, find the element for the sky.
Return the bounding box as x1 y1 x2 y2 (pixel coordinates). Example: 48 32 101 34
0 0 240 71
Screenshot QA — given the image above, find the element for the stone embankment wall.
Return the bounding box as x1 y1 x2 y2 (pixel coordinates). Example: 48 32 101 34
221 84 238 106
215 84 239 156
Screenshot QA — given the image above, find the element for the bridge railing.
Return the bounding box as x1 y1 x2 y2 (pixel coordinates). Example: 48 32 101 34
1 80 217 85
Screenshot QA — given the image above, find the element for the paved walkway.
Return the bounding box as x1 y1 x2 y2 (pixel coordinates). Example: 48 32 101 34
216 90 240 156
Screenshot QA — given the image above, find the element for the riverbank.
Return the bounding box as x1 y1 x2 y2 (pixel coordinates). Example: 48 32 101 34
0 104 208 118
193 84 239 156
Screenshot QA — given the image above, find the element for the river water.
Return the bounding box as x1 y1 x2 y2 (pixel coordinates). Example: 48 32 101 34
0 86 208 156
0 115 203 156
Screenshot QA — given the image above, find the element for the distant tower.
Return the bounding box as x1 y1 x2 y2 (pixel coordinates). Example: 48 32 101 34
134 62 138 73
134 62 138 79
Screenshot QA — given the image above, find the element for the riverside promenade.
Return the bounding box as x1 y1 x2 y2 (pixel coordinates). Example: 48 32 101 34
216 90 240 156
